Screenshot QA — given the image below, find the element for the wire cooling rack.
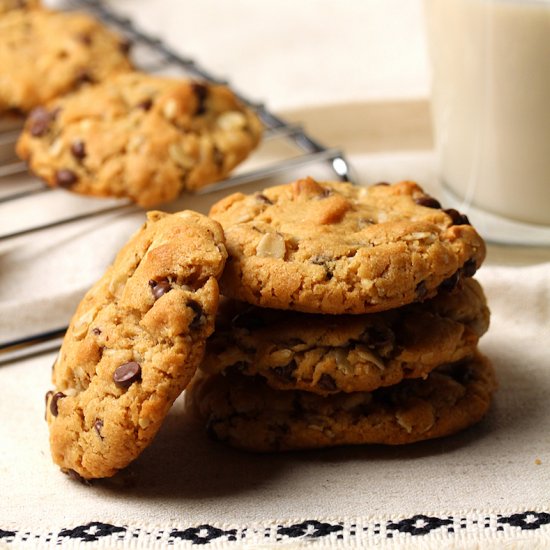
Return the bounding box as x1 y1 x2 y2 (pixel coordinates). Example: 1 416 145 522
0 0 354 363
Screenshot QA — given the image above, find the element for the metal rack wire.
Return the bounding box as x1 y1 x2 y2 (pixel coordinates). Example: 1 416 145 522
0 0 354 363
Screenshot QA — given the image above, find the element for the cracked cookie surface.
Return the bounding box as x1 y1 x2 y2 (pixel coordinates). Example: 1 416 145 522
0 9 132 114
190 352 496 452
45 210 227 479
17 72 263 206
202 278 489 395
209 178 486 314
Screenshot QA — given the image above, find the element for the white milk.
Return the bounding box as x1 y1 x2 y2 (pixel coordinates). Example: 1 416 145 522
425 0 550 226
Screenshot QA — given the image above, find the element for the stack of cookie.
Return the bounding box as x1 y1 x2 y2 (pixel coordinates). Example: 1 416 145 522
42 179 496 480
190 177 496 452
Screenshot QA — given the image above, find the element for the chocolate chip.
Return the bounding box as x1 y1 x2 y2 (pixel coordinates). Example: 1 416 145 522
55 169 78 188
113 361 141 389
187 300 204 329
212 146 224 167
45 390 53 420
365 325 395 350
137 98 153 111
416 280 428 300
317 373 337 392
149 279 171 300
461 258 477 278
119 38 132 54
191 82 208 115
272 361 297 382
444 208 470 226
415 196 441 209
94 418 104 439
76 33 92 45
28 107 53 137
63 468 91 485
255 193 273 205
91 327 101 335
75 69 93 86
373 181 390 186
311 255 331 266
320 188 333 198
439 271 460 292
310 255 334 280
50 392 66 417
70 140 86 160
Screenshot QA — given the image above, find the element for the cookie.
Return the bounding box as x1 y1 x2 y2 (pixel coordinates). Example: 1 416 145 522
209 178 486 314
16 72 263 206
202 278 489 395
0 9 132 115
0 0 40 14
190 352 496 452
45 210 227 479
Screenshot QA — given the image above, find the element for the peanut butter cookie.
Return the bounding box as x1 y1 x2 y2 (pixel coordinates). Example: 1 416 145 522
17 72 263 206
209 178 486 314
202 278 489 395
0 9 132 114
45 210 227 479
190 352 496 452
0 0 40 14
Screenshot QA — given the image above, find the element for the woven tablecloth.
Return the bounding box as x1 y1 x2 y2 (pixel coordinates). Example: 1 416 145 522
1 147 550 548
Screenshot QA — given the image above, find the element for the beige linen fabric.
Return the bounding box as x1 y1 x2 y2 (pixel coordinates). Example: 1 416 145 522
1 153 550 547
0 257 549 547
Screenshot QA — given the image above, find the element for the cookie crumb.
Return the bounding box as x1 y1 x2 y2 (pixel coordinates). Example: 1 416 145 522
535 458 542 465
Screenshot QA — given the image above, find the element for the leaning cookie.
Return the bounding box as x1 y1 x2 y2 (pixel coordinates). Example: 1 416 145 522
17 72 263 207
190 352 496 452
45 210 227 479
0 9 132 115
209 178 486 314
202 278 489 396
0 0 41 14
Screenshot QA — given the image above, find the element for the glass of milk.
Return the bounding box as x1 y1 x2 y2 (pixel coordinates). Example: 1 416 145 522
425 0 550 245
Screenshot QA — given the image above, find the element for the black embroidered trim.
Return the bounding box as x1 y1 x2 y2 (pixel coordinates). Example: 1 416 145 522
2 511 550 545
277 520 343 538
387 514 453 536
58 522 126 542
170 525 238 545
498 511 550 531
